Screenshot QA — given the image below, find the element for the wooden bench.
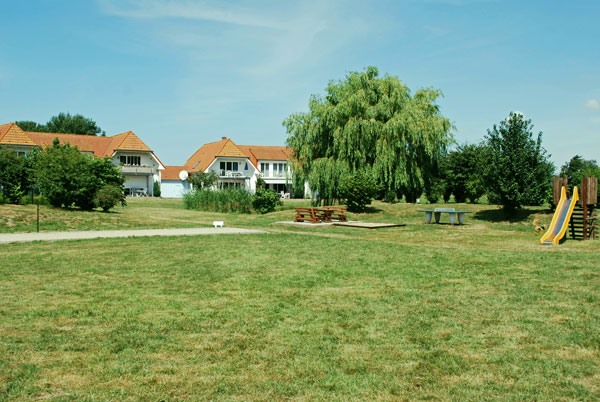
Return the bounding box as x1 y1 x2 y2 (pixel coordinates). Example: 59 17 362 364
294 207 320 223
322 206 348 222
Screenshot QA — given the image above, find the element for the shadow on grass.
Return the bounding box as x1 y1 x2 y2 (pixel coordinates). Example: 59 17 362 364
473 206 552 223
355 206 384 214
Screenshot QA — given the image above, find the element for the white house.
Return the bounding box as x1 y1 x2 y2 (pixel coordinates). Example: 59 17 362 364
0 122 164 196
161 137 294 197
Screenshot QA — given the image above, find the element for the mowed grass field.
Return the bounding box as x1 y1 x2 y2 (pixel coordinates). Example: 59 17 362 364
1 199 599 400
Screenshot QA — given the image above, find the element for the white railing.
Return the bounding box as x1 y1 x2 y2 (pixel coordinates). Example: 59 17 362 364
121 166 154 175
219 170 247 178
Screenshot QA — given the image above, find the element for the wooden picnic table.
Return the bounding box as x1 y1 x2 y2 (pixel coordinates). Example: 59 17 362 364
294 206 348 223
416 207 473 225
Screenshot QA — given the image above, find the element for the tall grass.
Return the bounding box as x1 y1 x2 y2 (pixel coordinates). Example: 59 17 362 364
183 188 252 213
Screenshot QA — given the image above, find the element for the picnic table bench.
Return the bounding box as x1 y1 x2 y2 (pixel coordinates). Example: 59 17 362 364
294 207 321 223
322 206 348 222
416 207 473 225
294 206 348 223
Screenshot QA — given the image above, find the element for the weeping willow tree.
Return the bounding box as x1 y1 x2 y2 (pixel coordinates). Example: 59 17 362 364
284 66 453 204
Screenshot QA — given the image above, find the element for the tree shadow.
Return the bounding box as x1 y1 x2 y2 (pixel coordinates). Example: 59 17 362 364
473 206 552 223
357 206 383 214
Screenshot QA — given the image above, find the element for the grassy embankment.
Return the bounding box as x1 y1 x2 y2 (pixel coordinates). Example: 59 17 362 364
1 198 599 400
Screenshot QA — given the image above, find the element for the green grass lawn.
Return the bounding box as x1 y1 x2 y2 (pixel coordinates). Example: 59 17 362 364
1 199 599 400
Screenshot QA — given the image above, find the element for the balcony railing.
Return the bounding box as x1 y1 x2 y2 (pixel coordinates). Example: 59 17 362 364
121 166 154 175
261 172 288 179
219 170 248 178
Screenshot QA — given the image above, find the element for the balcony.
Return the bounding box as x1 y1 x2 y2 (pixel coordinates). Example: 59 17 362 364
121 165 154 175
219 170 248 179
261 172 289 179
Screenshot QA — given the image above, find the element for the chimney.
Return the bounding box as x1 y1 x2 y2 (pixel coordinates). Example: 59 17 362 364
222 136 227 140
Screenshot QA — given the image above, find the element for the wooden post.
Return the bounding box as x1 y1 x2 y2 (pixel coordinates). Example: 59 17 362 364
582 175 588 240
36 202 40 233
553 176 568 206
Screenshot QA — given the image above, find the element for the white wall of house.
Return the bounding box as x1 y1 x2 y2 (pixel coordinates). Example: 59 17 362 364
161 180 191 198
112 151 162 196
124 176 148 189
205 157 258 192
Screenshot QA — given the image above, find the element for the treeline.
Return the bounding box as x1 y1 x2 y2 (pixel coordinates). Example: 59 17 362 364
0 139 125 211
285 67 597 214
16 112 105 136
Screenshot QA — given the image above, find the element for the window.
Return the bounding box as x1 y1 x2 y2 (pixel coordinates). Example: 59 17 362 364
226 161 232 171
244 162 248 170
260 163 269 176
233 162 238 171
120 155 141 166
220 161 225 170
17 151 27 157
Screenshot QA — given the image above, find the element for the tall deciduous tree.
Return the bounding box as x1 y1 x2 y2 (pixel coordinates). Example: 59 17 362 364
46 113 105 136
16 113 105 136
283 67 453 205
484 112 554 212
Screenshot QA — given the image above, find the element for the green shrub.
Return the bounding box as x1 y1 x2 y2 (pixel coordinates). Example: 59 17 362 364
0 147 31 204
95 184 126 212
184 188 251 213
153 181 161 197
251 188 282 214
339 170 378 212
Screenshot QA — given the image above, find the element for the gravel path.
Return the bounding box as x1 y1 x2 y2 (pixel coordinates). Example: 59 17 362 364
0 227 267 245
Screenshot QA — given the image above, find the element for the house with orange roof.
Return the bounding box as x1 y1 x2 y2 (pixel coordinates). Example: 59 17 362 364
0 122 164 196
161 137 294 198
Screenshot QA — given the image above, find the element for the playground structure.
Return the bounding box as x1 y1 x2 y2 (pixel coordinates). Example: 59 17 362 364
542 175 597 245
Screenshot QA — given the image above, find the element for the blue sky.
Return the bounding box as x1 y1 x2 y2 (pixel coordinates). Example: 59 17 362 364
1 0 599 168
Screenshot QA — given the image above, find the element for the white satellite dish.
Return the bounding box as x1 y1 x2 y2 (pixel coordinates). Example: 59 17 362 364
179 170 189 181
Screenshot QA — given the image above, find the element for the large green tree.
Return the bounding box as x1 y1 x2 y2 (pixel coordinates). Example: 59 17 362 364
484 112 554 212
16 112 105 136
283 66 453 205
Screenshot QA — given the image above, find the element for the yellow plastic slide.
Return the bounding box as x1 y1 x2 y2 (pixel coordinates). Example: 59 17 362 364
540 186 579 246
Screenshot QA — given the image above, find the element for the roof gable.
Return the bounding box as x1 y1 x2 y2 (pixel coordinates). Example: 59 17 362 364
107 131 152 155
0 123 36 146
217 139 247 158
184 137 250 173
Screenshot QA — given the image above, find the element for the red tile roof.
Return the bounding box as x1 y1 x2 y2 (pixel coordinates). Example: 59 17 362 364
184 137 291 174
162 166 186 181
26 131 113 156
1 122 156 159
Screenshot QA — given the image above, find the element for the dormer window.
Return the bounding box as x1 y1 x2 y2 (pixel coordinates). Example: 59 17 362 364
120 155 141 166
